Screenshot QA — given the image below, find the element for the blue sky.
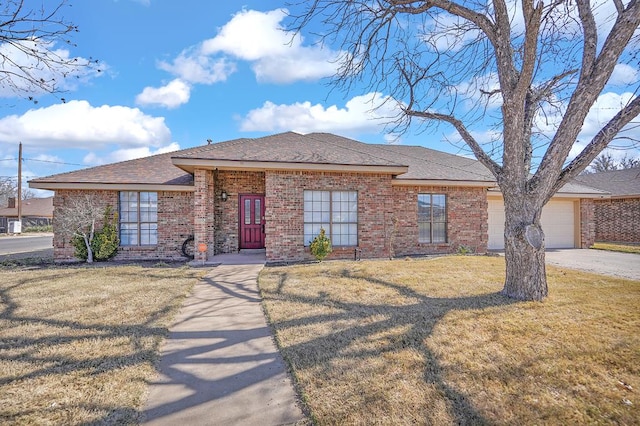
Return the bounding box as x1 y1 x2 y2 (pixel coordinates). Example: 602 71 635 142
0 0 638 197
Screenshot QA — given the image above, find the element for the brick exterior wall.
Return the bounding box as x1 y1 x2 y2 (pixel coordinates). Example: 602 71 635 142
193 169 214 262
51 171 494 264
214 170 265 254
391 185 488 256
593 197 640 243
264 171 489 263
53 189 193 262
580 198 596 248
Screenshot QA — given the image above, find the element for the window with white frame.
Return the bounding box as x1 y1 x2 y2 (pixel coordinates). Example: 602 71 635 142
304 190 358 246
119 191 158 246
418 194 447 243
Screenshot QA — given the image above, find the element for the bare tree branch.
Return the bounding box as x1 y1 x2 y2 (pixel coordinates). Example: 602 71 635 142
0 0 100 99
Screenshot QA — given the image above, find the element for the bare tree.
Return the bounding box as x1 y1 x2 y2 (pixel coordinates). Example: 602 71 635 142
0 177 35 206
290 0 640 300
619 153 640 169
589 152 619 173
585 152 640 173
55 194 103 263
0 0 99 99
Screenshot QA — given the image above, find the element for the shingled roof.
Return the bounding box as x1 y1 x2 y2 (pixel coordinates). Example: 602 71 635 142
574 167 640 197
28 132 607 196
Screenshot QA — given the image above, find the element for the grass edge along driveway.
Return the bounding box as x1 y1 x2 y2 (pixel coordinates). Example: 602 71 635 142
259 255 639 425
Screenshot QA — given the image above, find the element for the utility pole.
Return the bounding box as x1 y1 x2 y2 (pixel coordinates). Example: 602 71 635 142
17 142 22 227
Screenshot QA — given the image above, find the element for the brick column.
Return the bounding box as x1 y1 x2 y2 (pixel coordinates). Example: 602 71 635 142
580 198 595 248
193 169 215 261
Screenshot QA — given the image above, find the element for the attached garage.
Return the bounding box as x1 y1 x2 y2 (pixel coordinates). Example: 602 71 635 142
488 198 578 250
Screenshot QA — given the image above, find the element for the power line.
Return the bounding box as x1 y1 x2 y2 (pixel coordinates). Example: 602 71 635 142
23 158 86 166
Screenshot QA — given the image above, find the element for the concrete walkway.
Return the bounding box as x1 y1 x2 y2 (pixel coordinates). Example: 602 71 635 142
142 253 306 425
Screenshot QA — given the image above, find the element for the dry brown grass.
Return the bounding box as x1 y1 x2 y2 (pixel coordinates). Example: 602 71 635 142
592 242 640 255
0 262 203 425
259 256 640 425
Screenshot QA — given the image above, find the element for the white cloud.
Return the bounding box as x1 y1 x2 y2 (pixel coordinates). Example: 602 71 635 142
0 100 172 149
159 9 341 86
202 9 294 60
158 53 235 85
83 142 181 165
568 91 639 158
240 92 402 135
136 79 191 109
609 63 640 86
0 40 104 98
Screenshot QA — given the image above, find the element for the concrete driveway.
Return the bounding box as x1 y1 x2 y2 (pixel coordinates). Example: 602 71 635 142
545 249 640 280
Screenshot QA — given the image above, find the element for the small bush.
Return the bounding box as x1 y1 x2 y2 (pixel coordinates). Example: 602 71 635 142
456 245 473 255
72 206 119 262
309 228 332 261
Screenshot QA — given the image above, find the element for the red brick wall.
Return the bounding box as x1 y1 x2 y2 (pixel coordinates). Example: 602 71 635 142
593 197 640 243
193 169 214 261
580 198 596 248
53 189 193 262
264 171 489 262
213 170 265 253
391 185 488 256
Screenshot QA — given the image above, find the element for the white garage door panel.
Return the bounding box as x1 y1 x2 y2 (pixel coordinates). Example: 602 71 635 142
540 201 575 248
488 199 575 250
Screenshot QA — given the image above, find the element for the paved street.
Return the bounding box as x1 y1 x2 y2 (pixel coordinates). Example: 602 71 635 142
0 234 53 260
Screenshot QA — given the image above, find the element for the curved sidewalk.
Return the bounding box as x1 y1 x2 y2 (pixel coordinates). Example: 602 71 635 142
142 253 306 425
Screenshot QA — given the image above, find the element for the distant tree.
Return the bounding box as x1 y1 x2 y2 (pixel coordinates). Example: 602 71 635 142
589 153 618 173
292 0 640 301
586 152 640 173
619 154 640 169
0 0 99 99
0 176 34 206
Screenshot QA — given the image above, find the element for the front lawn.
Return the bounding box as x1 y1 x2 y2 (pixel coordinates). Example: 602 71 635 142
591 242 640 255
259 256 639 425
0 263 203 424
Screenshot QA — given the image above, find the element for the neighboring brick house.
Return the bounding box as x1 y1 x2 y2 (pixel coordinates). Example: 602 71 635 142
575 168 640 243
29 132 604 263
0 196 53 233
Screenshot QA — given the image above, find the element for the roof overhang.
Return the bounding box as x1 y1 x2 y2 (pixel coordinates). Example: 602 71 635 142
28 182 194 192
171 158 409 175
392 179 497 188
486 188 611 199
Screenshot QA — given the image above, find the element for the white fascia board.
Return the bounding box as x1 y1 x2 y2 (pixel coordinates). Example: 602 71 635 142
487 189 610 199
28 182 194 192
172 158 408 175
392 179 497 188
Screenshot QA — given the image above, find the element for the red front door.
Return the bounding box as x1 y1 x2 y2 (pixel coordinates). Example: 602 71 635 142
239 194 265 249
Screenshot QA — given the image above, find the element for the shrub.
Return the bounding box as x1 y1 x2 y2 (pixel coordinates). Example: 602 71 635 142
310 228 332 261
72 206 119 262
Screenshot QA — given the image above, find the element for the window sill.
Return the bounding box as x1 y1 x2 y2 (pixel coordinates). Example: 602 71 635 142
119 245 157 251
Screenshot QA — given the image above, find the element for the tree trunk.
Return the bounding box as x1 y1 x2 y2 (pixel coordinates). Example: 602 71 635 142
501 197 548 301
84 235 94 263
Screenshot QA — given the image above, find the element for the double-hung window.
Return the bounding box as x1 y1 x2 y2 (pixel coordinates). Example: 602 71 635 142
119 191 158 246
304 190 358 246
418 194 447 243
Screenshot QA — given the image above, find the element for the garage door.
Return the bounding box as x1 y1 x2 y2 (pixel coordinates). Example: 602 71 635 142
488 199 576 250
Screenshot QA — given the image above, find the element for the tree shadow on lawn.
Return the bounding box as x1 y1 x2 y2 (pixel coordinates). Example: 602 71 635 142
0 268 190 424
265 267 518 425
